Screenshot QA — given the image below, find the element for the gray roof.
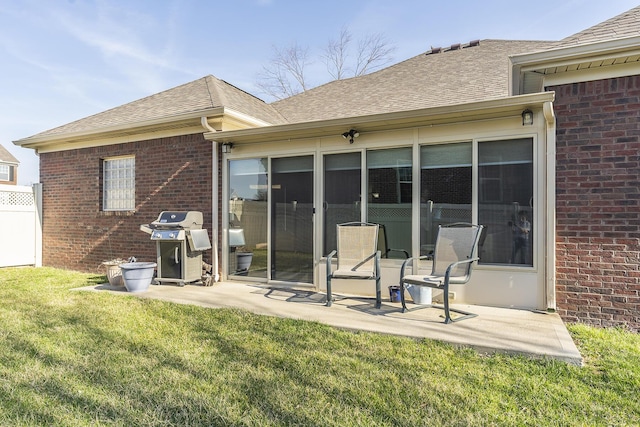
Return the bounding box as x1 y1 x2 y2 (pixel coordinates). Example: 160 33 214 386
271 40 555 123
31 75 287 139
552 6 640 48
19 6 640 143
0 143 19 164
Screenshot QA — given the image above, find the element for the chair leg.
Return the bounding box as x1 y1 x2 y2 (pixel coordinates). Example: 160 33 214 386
375 277 381 309
326 276 333 307
442 281 453 324
400 282 409 313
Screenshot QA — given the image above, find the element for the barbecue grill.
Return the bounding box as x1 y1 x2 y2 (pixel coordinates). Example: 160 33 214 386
140 211 211 286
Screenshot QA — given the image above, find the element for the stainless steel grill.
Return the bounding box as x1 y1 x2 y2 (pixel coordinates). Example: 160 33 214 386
140 211 211 286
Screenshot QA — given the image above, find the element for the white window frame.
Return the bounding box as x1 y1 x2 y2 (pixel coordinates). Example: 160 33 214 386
103 156 135 211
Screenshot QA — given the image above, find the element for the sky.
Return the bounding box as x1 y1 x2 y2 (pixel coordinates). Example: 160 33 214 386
1 0 638 185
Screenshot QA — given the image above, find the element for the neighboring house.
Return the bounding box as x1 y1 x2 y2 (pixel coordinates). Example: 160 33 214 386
14 7 640 331
0 143 19 185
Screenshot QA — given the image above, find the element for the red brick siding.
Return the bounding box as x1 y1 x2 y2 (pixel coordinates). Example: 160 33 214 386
549 75 640 331
39 133 214 274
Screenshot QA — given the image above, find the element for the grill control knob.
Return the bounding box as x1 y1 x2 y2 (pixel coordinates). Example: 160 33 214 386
169 232 175 238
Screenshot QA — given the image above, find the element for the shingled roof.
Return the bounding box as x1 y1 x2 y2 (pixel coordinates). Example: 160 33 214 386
271 40 555 124
0 143 19 164
30 75 287 139
552 5 640 48
18 5 639 145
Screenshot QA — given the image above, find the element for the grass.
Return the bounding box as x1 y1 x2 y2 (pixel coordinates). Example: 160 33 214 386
0 267 638 426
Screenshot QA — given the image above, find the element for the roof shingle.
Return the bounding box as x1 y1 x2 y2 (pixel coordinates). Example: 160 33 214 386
271 40 555 123
31 75 287 139
552 6 640 48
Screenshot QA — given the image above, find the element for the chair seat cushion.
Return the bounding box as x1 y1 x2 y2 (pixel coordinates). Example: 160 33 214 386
332 269 375 279
402 275 444 288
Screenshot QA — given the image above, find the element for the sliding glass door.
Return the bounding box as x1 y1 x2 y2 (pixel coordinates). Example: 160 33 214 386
271 156 314 283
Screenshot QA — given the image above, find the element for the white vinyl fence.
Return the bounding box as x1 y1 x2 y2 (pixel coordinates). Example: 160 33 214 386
0 184 42 267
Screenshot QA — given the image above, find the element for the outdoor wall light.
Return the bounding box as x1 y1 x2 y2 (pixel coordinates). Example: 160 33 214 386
341 129 360 143
221 142 234 153
521 109 534 126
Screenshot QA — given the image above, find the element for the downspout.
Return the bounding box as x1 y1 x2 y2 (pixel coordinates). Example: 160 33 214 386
201 117 221 282
543 102 556 310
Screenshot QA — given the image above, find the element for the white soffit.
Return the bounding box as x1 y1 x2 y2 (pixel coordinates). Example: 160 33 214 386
512 36 640 94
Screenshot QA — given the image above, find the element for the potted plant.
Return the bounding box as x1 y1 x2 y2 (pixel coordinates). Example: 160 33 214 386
102 258 127 286
235 249 253 274
120 261 157 293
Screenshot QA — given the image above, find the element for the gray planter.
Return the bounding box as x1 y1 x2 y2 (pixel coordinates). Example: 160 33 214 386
120 262 157 293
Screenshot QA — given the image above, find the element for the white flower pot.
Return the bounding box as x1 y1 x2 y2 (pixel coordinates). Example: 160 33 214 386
406 284 432 305
103 262 124 287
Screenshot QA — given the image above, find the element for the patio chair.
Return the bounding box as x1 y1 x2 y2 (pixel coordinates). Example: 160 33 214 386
325 222 381 308
399 223 484 323
377 224 409 259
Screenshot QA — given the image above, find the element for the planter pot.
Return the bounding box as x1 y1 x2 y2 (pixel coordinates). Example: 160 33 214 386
120 262 157 293
102 261 124 287
236 252 253 275
406 284 432 305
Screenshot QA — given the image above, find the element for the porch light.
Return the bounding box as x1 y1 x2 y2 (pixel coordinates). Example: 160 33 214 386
341 129 360 144
521 109 533 126
221 142 234 153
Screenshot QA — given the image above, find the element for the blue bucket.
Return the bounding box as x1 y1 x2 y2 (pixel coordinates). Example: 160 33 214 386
388 285 402 302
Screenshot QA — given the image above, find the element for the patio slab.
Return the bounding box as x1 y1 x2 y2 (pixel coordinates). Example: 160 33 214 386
79 281 583 365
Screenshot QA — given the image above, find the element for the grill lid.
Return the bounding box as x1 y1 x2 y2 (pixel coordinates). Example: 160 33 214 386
150 211 203 229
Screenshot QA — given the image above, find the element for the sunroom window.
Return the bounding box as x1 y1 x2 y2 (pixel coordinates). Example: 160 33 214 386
367 147 412 259
478 138 533 266
420 143 472 257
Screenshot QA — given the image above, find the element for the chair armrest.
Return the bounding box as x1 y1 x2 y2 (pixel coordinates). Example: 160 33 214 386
386 248 410 259
326 250 337 277
400 255 432 279
444 257 479 283
351 251 378 271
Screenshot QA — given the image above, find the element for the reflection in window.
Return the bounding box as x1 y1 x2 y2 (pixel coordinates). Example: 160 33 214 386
478 139 533 266
228 158 268 278
367 148 412 259
420 143 472 256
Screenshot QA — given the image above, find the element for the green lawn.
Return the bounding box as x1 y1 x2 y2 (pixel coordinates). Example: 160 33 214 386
0 267 638 426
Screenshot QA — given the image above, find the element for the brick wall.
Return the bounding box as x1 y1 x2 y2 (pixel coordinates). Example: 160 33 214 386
550 75 640 331
39 133 214 274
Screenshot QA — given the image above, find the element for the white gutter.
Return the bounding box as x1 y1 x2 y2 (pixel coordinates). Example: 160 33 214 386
543 101 556 310
201 116 221 283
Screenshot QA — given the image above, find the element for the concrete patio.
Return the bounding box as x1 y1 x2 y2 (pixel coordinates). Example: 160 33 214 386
79 281 583 365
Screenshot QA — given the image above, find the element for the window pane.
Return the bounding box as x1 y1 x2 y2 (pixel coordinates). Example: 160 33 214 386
420 143 472 256
103 157 135 211
228 158 268 278
478 138 533 266
0 164 9 181
323 152 361 255
367 147 411 259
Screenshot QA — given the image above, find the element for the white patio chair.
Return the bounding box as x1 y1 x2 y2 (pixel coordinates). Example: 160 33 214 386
400 223 484 323
325 222 381 308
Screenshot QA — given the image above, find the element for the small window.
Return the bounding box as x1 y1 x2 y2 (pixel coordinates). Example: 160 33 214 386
103 156 135 211
0 164 10 181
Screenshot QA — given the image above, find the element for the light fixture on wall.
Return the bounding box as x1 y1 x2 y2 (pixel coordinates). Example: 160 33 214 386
341 129 360 144
221 142 234 153
521 109 533 126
